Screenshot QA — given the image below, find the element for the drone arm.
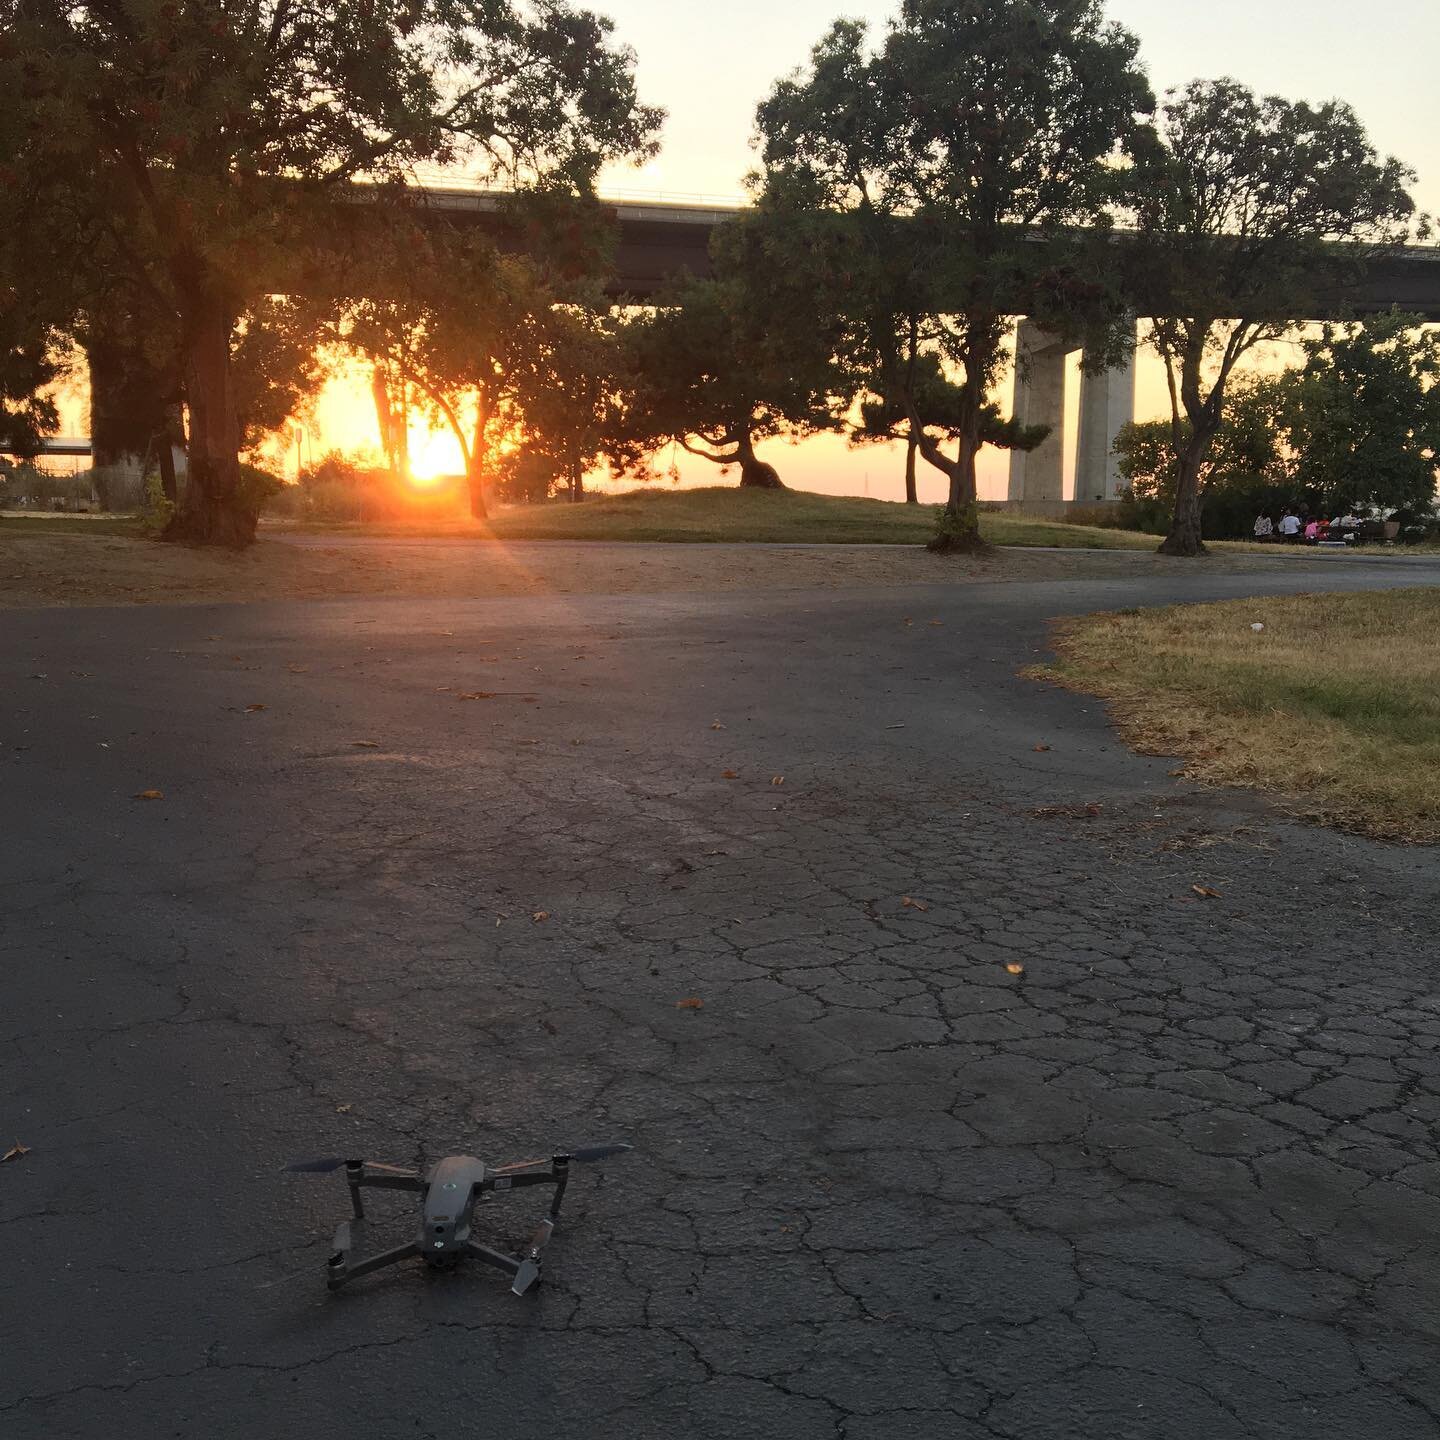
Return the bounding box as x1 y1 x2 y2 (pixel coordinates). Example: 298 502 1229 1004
355 1172 426 1193
464 1240 521 1278
487 1168 559 1191
329 1239 421 1291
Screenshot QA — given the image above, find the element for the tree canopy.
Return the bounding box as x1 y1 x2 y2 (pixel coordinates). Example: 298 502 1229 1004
1132 79 1419 555
0 0 661 543
0 286 64 460
614 257 841 491
751 0 1153 548
1288 313 1440 516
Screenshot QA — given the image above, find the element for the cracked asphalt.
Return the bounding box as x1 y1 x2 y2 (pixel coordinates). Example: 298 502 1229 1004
3 553 1439 1439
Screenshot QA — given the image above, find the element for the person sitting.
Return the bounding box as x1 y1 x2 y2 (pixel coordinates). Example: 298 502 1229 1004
1253 514 1274 540
1304 518 1322 542
1278 510 1302 541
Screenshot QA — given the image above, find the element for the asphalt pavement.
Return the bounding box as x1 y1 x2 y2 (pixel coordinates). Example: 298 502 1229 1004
3 556 1439 1439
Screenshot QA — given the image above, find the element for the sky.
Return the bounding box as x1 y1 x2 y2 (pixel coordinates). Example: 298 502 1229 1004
131 1 1439 504
599 0 1439 213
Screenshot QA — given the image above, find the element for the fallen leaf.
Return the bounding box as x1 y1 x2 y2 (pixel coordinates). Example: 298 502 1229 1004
1191 884 1223 899
245 703 267 713
457 691 495 700
770 775 785 787
1 1141 29 1163
885 724 906 730
675 997 704 1010
928 619 943 626
134 788 164 800
720 769 739 779
1032 743 1051 752
710 721 726 730
1005 962 1025 976
539 1018 558 1035
901 896 929 912
286 664 309 673
335 1104 352 1114
351 740 381 749
531 910 549 923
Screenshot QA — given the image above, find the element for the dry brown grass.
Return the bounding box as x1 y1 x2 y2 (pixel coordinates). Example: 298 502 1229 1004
1036 589 1440 843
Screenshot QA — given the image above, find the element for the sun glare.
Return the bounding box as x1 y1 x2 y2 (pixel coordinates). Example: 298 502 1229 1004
407 427 465 486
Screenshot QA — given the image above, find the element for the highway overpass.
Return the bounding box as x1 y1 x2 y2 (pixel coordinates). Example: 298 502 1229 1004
420 187 1440 321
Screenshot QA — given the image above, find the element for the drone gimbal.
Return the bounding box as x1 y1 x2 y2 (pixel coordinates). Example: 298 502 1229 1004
284 1144 631 1294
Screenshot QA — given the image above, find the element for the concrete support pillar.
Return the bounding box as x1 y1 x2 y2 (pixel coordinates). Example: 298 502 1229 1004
1007 320 1068 504
1074 329 1136 502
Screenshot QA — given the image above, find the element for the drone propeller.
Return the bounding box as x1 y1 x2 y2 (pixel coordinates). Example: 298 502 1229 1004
492 1142 632 1175
283 1157 415 1175
511 1217 555 1296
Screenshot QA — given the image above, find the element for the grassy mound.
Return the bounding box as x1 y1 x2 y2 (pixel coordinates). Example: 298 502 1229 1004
484 487 1158 547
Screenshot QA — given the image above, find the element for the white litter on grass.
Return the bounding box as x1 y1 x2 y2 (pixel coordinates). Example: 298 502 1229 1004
1250 623 1265 633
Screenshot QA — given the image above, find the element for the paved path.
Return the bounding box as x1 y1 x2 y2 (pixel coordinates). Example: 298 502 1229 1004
3 560 1439 1439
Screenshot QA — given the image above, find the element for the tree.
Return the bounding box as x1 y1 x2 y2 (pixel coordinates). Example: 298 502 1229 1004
614 266 838 490
1 0 661 545
855 350 1048 485
336 232 576 520
1132 80 1419 556
1287 312 1440 515
1114 375 1289 502
0 287 64 460
508 302 624 503
1114 375 1293 537
753 1 1153 549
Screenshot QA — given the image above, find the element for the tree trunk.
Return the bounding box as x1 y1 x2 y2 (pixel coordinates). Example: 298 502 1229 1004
467 388 489 521
569 462 584 503
923 395 985 553
1157 434 1212 557
736 431 784 489
157 428 178 506
904 431 918 504
163 294 251 547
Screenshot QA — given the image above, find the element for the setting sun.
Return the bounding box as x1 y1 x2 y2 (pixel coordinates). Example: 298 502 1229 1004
407 426 465 486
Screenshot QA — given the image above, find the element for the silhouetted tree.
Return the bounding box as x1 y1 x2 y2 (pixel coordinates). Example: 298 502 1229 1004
753 1 1153 550
0 287 64 460
1132 80 1419 556
0 0 660 545
614 263 839 490
855 351 1049 491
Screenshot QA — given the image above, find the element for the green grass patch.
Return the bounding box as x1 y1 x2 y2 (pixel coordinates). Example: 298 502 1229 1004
1035 588 1440 842
270 487 1161 549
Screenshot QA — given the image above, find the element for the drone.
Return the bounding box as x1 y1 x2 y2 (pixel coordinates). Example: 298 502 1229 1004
283 1143 631 1293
